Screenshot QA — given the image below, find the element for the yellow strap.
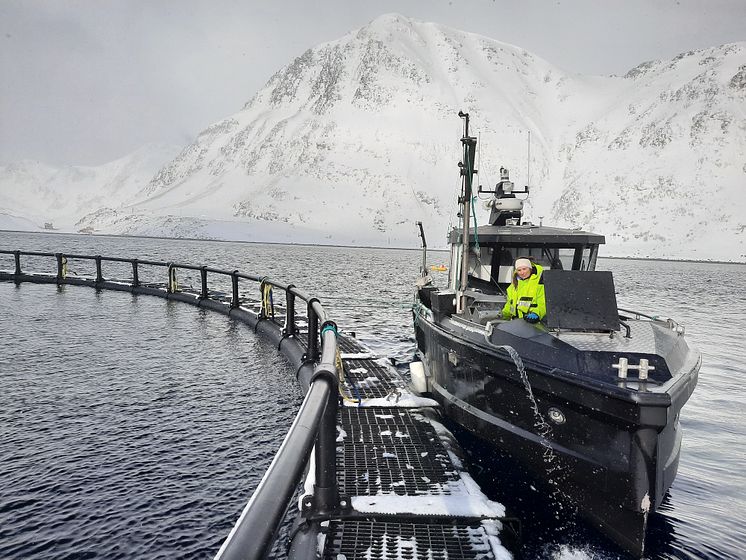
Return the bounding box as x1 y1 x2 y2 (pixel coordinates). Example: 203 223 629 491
261 283 274 317
334 344 363 404
335 346 344 381
168 268 178 292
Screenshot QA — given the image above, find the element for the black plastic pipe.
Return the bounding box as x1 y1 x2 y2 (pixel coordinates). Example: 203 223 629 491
284 285 296 337
311 401 339 512
14 250 22 276
306 299 319 362
55 253 64 283
231 271 240 308
200 266 208 299
213 376 335 560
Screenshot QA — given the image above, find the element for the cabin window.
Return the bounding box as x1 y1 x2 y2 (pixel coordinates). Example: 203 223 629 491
558 249 575 270
588 245 599 270
490 246 518 284
507 247 564 270
573 246 597 271
489 246 564 286
478 244 601 287
537 248 564 270
468 246 493 282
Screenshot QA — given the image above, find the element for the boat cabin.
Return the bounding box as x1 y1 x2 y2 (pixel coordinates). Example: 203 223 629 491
419 114 619 332
448 224 605 293
430 223 620 332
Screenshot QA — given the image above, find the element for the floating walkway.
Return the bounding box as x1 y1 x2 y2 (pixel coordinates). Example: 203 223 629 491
0 250 519 560
309 333 517 559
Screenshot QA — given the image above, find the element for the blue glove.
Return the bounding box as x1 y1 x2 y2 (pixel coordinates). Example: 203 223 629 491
524 312 540 324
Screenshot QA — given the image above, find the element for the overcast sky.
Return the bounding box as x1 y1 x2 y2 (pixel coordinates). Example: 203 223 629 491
1 0 744 167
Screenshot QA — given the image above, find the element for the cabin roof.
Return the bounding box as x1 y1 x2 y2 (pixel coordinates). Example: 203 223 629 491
449 224 606 246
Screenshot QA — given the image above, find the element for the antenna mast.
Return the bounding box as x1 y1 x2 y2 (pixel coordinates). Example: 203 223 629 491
527 130 531 188
457 111 477 313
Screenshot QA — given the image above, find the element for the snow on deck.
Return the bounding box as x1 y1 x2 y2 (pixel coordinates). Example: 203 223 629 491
302 333 515 560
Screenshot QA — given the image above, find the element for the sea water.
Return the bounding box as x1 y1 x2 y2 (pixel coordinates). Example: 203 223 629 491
1 231 744 559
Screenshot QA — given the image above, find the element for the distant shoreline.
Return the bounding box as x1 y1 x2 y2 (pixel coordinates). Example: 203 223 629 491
1 228 744 265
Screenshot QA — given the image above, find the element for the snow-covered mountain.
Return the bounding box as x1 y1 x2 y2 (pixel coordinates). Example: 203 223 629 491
0 144 180 232
548 46 746 261
3 14 744 260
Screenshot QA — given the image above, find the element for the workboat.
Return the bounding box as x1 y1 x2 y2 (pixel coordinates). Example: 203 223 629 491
412 112 700 557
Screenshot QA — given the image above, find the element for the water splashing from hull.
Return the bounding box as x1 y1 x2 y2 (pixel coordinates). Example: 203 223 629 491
494 345 553 455
495 345 577 526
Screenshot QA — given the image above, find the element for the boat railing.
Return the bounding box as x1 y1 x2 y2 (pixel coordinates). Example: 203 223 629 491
618 306 684 333
0 249 340 560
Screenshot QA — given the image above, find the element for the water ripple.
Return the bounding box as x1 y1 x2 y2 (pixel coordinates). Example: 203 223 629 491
2 233 745 559
0 281 302 560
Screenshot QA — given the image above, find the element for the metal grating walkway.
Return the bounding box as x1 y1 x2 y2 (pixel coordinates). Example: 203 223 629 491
322 520 504 560
338 334 370 354
341 358 406 401
309 333 515 559
337 408 458 497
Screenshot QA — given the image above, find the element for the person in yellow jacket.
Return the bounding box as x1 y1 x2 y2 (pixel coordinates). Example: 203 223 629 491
502 257 546 323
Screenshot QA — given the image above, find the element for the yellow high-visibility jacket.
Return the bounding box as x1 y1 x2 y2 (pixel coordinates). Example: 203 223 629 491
502 263 546 320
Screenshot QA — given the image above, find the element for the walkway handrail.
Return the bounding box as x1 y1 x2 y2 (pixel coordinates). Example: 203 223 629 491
214 328 339 560
0 250 326 357
0 249 341 560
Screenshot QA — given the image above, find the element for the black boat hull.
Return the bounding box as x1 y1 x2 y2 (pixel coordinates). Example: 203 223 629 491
414 311 699 556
